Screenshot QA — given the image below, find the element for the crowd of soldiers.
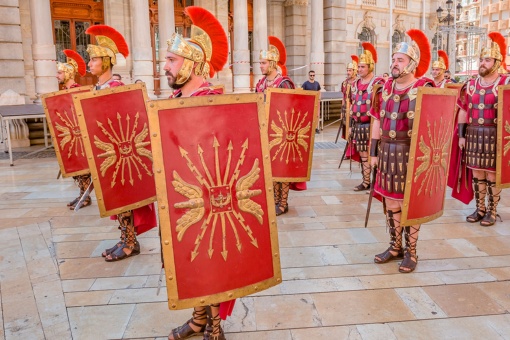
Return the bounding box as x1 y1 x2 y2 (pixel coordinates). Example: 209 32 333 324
46 5 508 339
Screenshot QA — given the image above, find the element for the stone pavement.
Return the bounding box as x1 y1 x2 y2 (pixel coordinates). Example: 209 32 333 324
1 125 510 340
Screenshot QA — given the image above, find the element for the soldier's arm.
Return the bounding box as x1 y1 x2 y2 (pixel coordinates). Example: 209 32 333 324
370 119 380 167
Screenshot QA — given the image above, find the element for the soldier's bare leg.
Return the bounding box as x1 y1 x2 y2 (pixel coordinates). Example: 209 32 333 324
481 171 501 226
467 170 487 222
354 150 371 191
105 211 140 261
276 182 290 216
400 224 420 273
374 198 404 263
204 304 225 340
273 181 281 209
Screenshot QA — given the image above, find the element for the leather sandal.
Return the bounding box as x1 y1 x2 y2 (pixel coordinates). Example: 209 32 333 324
480 211 501 227
169 319 206 340
102 242 124 258
69 197 92 210
399 249 418 273
204 324 226 340
374 246 404 264
466 208 485 223
105 242 140 262
275 203 289 216
169 307 209 340
102 226 126 257
353 182 370 191
67 197 80 207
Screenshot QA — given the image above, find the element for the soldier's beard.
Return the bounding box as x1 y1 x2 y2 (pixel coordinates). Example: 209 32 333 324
478 66 491 77
391 67 402 79
166 71 184 89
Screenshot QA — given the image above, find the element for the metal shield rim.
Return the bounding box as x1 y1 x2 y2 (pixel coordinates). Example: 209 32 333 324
42 86 93 178
496 84 510 189
148 93 282 310
73 84 156 217
265 88 320 182
401 87 458 226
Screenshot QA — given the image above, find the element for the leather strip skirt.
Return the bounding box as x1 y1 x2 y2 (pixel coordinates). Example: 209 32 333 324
465 125 496 171
377 139 410 195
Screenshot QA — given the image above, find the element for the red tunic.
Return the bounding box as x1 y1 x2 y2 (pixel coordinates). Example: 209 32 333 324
170 82 223 98
255 74 294 93
351 76 385 124
341 78 356 100
433 78 452 88
460 75 509 126
460 75 509 171
372 77 434 200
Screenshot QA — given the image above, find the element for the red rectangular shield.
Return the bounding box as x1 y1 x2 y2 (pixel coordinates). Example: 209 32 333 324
497 84 510 188
265 88 319 182
148 93 281 310
42 86 92 177
73 84 157 217
401 87 458 225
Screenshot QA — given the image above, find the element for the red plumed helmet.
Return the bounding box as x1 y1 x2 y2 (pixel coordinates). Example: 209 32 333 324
361 42 378 63
437 50 449 70
185 6 229 77
407 29 431 78
63 49 86 76
268 36 288 76
488 31 506 61
86 25 129 58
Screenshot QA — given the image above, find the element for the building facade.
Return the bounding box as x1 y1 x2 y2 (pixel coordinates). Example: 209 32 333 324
1 0 509 104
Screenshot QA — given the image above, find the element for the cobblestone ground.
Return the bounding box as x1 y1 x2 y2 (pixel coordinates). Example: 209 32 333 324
1 125 509 340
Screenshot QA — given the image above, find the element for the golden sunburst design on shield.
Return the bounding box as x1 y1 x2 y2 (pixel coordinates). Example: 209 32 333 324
414 117 452 196
173 137 263 262
269 109 311 164
93 112 153 188
504 120 510 164
54 107 85 159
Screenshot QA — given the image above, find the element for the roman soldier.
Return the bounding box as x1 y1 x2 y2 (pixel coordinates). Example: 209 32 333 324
369 29 433 273
432 50 452 88
164 7 229 340
255 36 305 217
56 49 92 210
350 42 384 191
457 32 509 226
85 25 157 262
339 56 358 138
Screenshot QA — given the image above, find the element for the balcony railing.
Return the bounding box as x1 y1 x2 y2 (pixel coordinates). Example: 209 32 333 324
362 0 377 6
395 0 407 9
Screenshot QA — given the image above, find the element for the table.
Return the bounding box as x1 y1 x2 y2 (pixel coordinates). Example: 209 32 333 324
0 104 49 166
319 92 343 130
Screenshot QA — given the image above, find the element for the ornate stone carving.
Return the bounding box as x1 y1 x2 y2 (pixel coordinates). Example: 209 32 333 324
284 0 308 6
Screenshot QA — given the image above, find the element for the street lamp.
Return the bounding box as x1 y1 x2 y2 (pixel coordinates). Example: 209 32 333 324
436 0 462 70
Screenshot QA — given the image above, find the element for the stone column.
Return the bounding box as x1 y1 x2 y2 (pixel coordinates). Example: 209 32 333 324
310 0 325 88
284 0 307 83
130 0 154 97
324 0 347 91
268 0 285 39
233 0 250 92
158 0 175 98
252 0 268 80
194 0 232 93
0 0 27 98
29 0 58 101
